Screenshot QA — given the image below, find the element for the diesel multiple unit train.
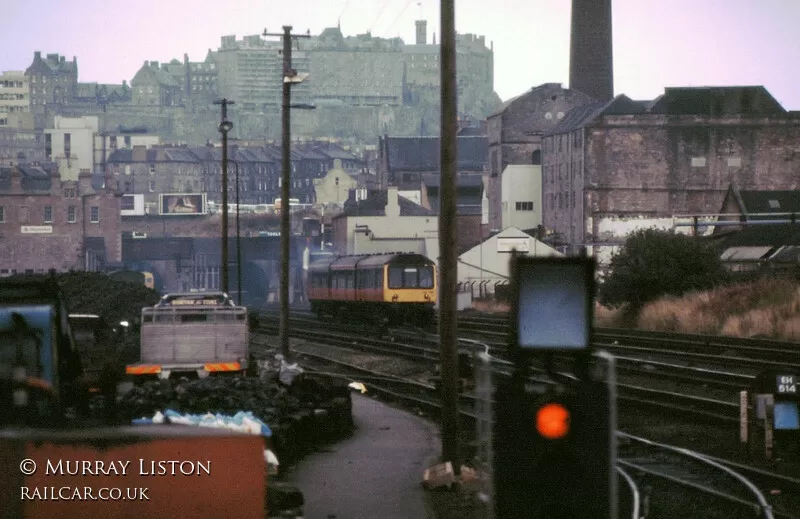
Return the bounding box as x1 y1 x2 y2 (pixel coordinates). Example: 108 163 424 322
306 253 437 326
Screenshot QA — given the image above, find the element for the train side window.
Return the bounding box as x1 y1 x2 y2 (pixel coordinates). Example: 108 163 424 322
346 273 354 289
376 269 382 289
389 267 403 289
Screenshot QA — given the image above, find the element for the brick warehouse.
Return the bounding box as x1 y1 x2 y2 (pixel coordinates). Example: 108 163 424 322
0 167 121 273
541 86 800 254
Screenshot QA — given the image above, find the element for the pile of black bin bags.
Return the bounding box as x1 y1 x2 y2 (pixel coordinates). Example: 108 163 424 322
108 373 354 470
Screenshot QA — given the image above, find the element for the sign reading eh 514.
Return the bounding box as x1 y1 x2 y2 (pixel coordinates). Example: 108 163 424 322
776 375 798 394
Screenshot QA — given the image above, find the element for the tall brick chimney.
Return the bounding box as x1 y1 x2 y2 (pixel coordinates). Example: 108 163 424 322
569 0 614 102
415 20 427 45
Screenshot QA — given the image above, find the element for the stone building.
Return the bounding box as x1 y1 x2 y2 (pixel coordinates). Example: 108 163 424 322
0 166 121 273
401 21 497 117
308 27 404 107
0 123 44 165
106 142 360 212
73 81 132 107
159 52 219 104
24 52 78 116
486 83 594 231
131 61 184 107
376 135 488 190
541 86 800 260
420 173 486 252
44 115 99 181
107 146 207 213
332 186 439 260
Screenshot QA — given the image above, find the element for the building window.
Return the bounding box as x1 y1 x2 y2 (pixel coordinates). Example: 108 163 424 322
90 206 99 223
45 133 52 160
727 157 742 168
691 157 706 168
515 201 534 211
43 206 52 223
149 180 156 192
149 164 156 174
531 149 542 166
0 206 4 223
64 133 71 159
68 206 76 223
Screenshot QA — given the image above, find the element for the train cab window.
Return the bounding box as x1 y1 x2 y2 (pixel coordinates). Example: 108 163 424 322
388 265 435 289
418 266 434 288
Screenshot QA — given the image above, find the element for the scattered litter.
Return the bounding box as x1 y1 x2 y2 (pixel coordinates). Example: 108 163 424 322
423 462 455 490
265 449 280 476
348 382 367 394
279 359 304 386
458 465 479 491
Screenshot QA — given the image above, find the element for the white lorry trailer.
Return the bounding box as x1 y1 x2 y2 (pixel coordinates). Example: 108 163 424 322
125 292 250 380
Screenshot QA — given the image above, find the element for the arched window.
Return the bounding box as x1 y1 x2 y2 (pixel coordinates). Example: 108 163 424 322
531 149 542 165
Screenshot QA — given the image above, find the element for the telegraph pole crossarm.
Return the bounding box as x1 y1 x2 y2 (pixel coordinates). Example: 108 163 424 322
213 98 235 295
262 26 311 359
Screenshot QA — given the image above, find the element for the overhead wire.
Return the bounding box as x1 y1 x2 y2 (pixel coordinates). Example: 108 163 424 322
369 0 393 33
381 0 415 37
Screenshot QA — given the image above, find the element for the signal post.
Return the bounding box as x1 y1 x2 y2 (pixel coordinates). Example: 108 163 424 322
493 257 617 518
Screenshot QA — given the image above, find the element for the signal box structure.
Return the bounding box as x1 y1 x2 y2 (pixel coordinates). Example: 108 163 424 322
493 256 617 519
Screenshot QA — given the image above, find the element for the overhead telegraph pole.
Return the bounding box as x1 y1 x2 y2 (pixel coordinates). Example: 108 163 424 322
263 26 311 358
439 0 461 474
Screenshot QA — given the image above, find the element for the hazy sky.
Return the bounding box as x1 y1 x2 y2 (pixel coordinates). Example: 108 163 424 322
2 0 799 108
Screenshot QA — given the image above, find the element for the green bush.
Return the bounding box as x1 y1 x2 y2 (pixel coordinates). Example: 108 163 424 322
599 229 729 312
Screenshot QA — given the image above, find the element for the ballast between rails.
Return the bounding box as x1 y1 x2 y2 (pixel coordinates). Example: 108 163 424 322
280 331 792 519
256 315 746 423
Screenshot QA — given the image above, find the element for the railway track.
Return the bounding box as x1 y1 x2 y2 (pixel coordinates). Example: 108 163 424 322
256 313 746 423
457 315 800 371
282 338 800 518
618 432 800 519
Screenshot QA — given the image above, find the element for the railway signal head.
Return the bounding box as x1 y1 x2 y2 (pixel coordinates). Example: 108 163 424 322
494 377 615 518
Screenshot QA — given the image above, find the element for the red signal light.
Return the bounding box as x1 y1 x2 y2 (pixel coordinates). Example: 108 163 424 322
535 403 571 439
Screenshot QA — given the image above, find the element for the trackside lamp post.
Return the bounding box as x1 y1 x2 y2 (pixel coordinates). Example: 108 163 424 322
493 256 617 519
214 98 235 295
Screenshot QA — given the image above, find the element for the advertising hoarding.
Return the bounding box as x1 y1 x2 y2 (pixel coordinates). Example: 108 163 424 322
159 193 207 216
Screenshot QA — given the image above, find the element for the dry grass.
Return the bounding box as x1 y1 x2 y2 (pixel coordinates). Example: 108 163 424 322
470 278 800 342
635 278 800 341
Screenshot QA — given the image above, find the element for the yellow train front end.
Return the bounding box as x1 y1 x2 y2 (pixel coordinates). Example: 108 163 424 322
381 259 437 326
